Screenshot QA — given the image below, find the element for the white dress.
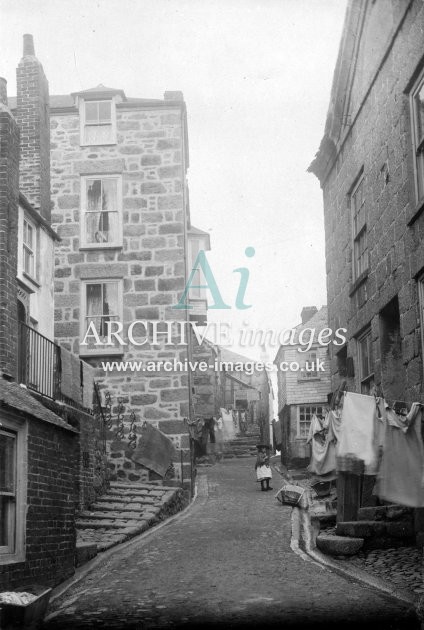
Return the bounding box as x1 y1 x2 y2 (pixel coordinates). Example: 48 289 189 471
256 464 272 481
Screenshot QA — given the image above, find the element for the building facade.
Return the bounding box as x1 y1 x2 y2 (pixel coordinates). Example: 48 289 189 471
274 306 332 466
0 37 80 590
48 71 209 481
309 0 424 405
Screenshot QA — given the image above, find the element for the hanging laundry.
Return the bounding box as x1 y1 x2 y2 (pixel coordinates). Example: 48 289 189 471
375 402 424 507
272 418 282 451
309 435 336 476
131 422 177 478
220 408 236 440
307 413 336 475
326 409 342 443
82 360 95 410
306 414 324 444
336 392 378 475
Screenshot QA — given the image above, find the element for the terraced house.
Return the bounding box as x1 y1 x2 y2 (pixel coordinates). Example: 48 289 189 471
309 0 424 404
0 35 109 591
47 51 209 482
308 0 424 537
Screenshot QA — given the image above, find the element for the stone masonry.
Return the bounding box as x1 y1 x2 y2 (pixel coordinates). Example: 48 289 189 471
50 89 191 482
309 0 424 403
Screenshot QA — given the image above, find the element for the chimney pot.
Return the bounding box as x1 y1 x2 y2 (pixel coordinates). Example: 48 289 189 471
23 33 35 57
0 78 8 106
300 306 318 324
164 91 184 102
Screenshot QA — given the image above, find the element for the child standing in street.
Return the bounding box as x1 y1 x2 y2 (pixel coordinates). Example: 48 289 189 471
255 444 273 491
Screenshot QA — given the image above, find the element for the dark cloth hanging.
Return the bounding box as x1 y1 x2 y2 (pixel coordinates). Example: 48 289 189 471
272 418 282 451
131 423 177 478
205 417 215 443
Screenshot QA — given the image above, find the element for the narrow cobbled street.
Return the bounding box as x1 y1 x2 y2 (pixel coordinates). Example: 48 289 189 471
43 458 419 630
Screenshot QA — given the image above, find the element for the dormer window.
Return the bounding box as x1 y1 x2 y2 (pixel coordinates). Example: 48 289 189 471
80 99 116 145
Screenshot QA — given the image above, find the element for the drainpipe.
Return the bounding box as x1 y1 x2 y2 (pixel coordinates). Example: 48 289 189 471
179 98 194 493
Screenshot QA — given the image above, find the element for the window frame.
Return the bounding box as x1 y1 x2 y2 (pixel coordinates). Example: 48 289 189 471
80 174 123 249
350 174 369 281
79 98 117 146
357 327 375 394
0 414 27 565
22 215 38 281
299 349 320 380
296 404 325 439
410 69 424 205
79 278 124 357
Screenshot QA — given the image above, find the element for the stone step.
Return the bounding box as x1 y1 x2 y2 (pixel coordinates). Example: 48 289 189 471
78 510 156 520
99 488 169 499
316 534 364 556
89 499 158 510
76 484 186 552
110 481 177 492
357 505 413 522
336 520 414 539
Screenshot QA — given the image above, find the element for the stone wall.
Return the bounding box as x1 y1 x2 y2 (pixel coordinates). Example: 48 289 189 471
51 101 191 481
317 0 424 402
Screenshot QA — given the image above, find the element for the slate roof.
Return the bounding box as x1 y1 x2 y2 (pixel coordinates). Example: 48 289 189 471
8 93 166 110
0 380 78 432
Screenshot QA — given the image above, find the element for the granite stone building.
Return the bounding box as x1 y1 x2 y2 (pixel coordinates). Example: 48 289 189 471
47 62 209 481
309 0 424 405
274 306 332 466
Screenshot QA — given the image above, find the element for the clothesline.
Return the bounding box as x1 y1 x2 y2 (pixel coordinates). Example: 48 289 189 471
308 391 424 508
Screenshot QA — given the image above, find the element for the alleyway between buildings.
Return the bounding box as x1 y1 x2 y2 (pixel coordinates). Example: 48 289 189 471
43 457 419 630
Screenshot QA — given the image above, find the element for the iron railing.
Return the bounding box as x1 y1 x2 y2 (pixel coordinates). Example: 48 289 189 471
18 321 61 399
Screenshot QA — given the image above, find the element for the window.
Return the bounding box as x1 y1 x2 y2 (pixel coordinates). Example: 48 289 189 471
0 430 16 555
23 217 37 279
357 327 374 394
80 280 123 355
410 71 424 203
351 175 368 280
81 176 122 248
297 405 325 439
300 350 319 379
0 416 27 564
81 99 116 145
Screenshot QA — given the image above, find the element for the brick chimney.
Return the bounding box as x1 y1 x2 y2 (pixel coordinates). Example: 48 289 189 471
0 78 20 379
300 306 318 324
16 34 51 222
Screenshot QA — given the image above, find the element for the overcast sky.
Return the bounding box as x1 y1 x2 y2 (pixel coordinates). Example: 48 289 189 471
0 0 347 359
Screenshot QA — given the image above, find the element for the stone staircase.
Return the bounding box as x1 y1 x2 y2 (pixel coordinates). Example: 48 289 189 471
222 432 261 459
75 480 187 564
316 504 415 557
197 430 261 466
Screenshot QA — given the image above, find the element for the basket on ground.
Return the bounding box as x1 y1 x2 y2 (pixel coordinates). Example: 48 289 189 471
275 484 305 506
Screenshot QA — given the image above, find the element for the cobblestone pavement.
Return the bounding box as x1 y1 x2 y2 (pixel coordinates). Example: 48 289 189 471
346 546 424 597
43 458 419 630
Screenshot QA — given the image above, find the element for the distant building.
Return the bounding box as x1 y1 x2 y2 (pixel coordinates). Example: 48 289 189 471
274 306 332 466
308 0 424 404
